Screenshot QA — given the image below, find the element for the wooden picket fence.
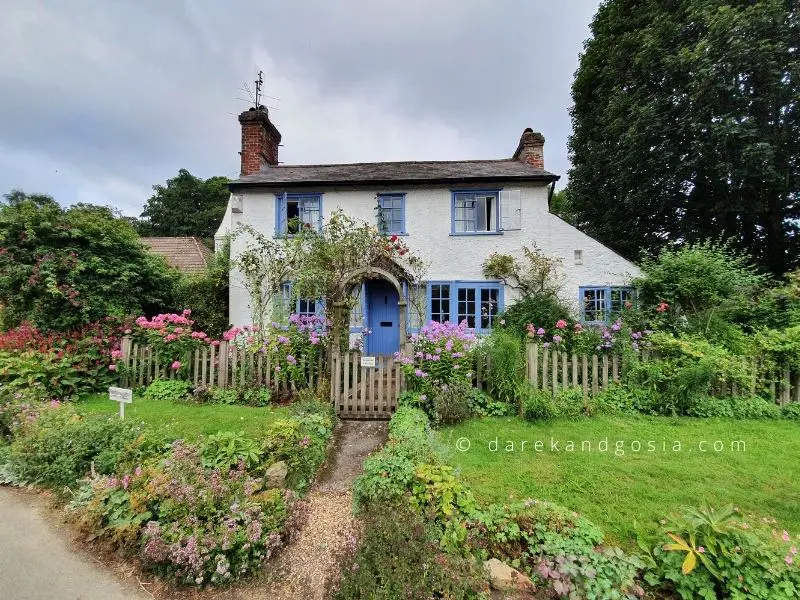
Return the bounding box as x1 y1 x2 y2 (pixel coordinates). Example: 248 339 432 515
329 351 405 418
118 337 326 395
474 343 800 404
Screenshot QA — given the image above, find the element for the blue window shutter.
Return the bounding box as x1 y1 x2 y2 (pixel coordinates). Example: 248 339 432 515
275 193 288 236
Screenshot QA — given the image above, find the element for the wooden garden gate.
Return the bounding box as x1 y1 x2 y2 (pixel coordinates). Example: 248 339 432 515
330 351 405 419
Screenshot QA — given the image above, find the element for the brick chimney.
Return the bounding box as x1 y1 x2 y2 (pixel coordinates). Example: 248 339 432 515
238 107 282 176
512 128 545 169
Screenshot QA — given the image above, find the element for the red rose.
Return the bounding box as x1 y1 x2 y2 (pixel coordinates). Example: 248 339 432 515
390 235 398 242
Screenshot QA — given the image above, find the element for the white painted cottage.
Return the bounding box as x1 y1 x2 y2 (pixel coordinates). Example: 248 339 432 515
216 107 639 355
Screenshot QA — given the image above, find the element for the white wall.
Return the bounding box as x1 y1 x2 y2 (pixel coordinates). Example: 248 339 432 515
219 182 640 326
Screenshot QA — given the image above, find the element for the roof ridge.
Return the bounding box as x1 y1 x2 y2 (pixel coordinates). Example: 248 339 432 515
267 158 517 169
191 237 210 266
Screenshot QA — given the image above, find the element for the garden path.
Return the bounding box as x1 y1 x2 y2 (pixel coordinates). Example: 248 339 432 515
0 486 150 600
244 419 387 600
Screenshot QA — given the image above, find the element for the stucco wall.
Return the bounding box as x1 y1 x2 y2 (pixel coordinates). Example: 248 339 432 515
217 182 640 326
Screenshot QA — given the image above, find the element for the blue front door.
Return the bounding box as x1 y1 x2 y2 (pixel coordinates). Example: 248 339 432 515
366 280 400 355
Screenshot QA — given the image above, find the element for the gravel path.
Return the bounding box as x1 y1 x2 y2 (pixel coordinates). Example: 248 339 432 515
0 487 149 600
247 419 387 600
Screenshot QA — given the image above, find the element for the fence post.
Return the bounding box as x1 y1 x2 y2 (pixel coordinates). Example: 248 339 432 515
531 344 539 390
218 341 229 388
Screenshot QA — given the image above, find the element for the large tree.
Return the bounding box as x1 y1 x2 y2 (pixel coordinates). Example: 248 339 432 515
567 0 800 275
137 169 230 241
0 191 178 330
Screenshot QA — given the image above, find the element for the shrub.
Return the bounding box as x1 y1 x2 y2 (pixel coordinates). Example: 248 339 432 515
431 379 473 426
469 500 645 598
142 379 192 403
782 403 800 420
395 320 478 398
10 406 144 489
499 294 572 340
553 387 589 418
208 387 239 405
521 386 557 422
467 388 514 417
82 440 291 586
201 431 264 470
334 502 484 600
176 239 230 339
593 384 640 414
648 503 800 599
478 328 523 403
729 396 781 420
687 396 736 418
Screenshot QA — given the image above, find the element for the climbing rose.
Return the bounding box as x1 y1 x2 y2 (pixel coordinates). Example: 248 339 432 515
171 360 181 370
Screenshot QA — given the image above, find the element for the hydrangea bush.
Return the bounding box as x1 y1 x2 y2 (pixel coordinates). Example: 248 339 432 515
524 317 651 356
394 320 478 397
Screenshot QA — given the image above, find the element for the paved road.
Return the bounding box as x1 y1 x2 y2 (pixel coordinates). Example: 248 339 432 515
0 487 147 600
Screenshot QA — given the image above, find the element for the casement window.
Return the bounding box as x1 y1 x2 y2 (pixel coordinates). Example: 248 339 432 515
277 282 321 320
377 193 406 235
276 193 322 235
406 282 425 331
451 190 522 234
580 286 636 323
427 282 503 331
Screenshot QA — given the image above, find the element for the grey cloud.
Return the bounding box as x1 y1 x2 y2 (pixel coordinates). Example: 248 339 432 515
0 0 600 215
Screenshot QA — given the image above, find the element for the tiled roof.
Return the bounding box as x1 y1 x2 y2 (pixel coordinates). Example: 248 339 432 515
140 237 213 274
230 159 559 188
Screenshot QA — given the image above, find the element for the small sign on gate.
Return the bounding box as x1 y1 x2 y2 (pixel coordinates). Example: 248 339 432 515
109 386 133 419
360 356 376 368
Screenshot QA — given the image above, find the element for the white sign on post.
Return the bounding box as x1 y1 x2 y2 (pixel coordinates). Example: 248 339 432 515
360 356 376 368
109 386 133 419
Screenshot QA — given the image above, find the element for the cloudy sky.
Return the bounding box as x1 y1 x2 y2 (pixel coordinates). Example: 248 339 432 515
1 0 601 216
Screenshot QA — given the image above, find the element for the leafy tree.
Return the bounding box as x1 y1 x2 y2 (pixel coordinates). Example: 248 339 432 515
549 189 577 226
177 237 231 338
568 0 800 275
137 169 230 241
0 190 179 331
633 241 768 337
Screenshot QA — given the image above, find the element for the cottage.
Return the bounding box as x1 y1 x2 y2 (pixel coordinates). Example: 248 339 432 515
216 107 638 355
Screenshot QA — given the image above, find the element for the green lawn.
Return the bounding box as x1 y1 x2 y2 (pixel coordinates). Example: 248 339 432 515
78 394 290 441
441 415 800 547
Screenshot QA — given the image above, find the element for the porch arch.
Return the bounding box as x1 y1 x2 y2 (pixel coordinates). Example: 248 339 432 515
332 266 408 355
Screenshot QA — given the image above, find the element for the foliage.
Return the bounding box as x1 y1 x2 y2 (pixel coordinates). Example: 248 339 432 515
231 225 293 338
646 503 800 599
142 379 192 404
755 325 800 371
728 396 781 420
0 319 129 398
430 379 473 426
261 400 334 494
125 310 215 377
334 501 484 600
552 388 590 419
466 388 514 417
567 0 800 275
500 294 573 340
410 463 478 521
81 440 290 586
477 328 523 404
0 193 178 330
9 405 145 489
468 500 646 598
626 333 751 415
782 403 800 420
136 169 230 241
483 244 565 298
176 237 230 338
521 386 557 422
201 431 264 470
634 242 769 336
395 320 478 398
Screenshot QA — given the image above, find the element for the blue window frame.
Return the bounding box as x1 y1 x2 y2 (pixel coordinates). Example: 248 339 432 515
580 286 636 323
276 193 322 236
377 193 406 235
427 281 503 331
451 190 501 234
280 282 322 318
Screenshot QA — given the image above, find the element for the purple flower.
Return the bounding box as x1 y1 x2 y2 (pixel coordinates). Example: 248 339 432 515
286 354 297 365
278 335 290 344
553 335 563 343
537 328 545 335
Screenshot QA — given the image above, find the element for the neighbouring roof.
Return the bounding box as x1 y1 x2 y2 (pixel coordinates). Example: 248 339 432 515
140 237 213 274
229 159 559 189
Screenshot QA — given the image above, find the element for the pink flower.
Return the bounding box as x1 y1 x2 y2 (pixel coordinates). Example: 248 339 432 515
182 309 191 316
210 340 220 347
783 530 791 542
791 546 798 555
274 366 281 372
786 555 794 565
108 364 117 371
697 546 705 554
111 349 123 359
556 319 567 329
171 361 181 370
124 329 132 335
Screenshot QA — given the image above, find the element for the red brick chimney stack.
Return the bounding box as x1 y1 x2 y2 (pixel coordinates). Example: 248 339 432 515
512 128 545 170
238 107 282 176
